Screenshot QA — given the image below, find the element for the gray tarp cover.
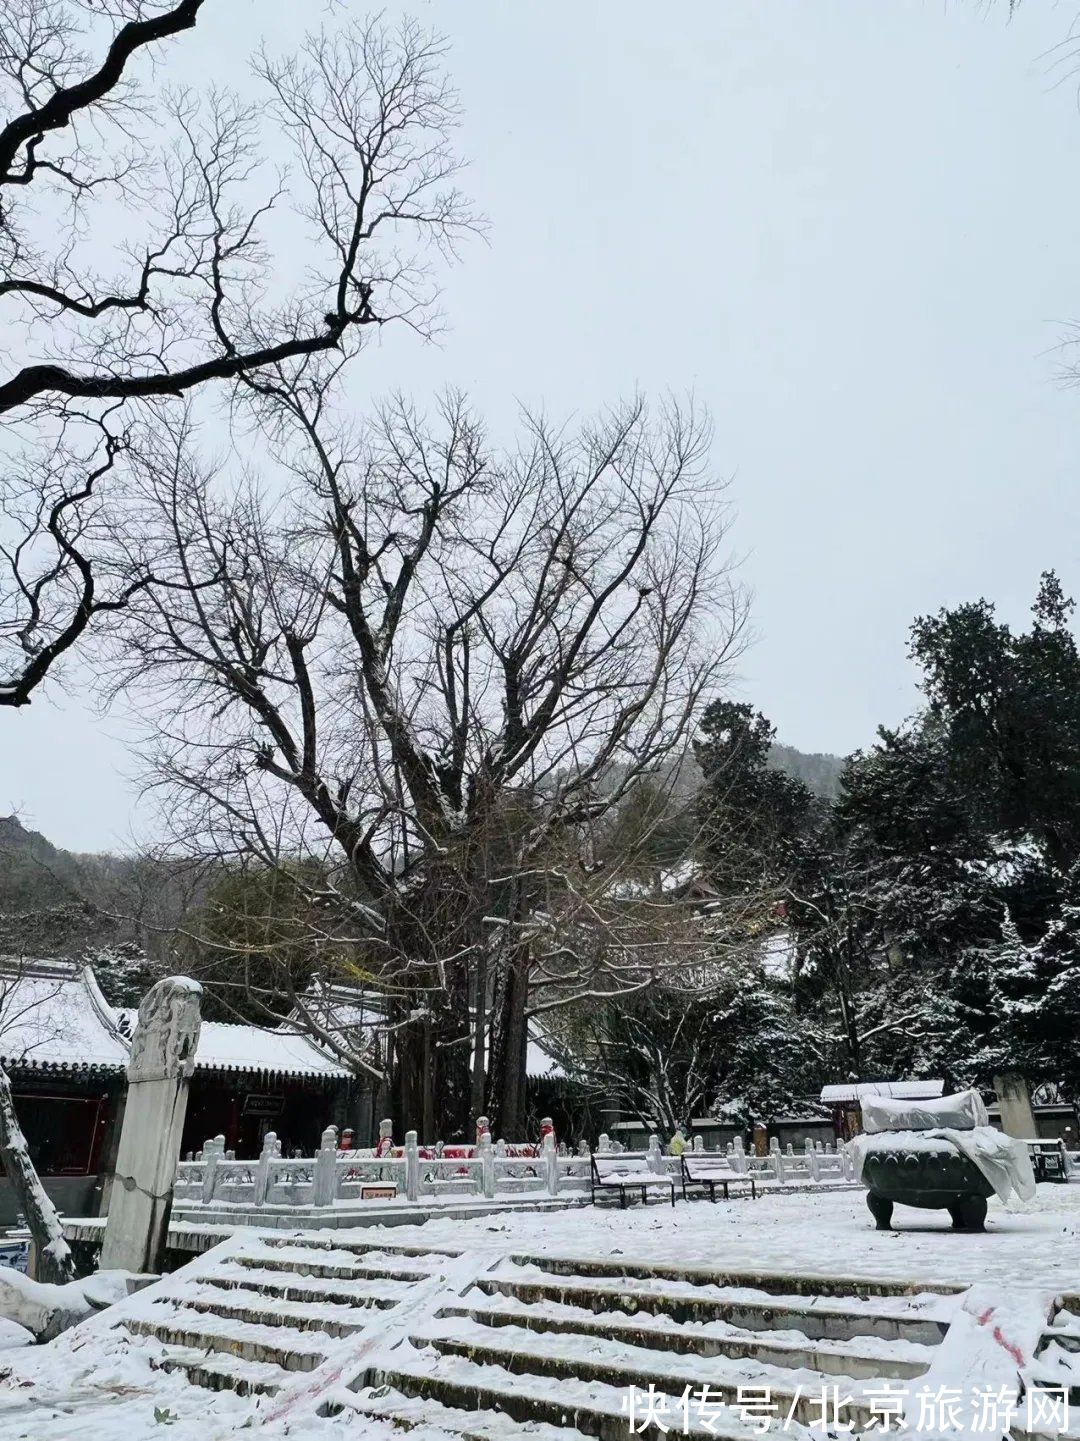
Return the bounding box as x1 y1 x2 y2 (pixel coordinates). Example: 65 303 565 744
852 1089 1036 1204
861 1087 988 1134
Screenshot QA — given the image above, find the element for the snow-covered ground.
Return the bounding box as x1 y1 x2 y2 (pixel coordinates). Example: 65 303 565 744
0 1186 1075 1441
367 1181 1080 1292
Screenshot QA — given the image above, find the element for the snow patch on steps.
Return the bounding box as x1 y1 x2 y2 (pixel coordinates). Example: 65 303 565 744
204 1259 411 1305
497 1256 961 1312
407 1313 905 1430
439 1291 936 1376
365 1347 780 1441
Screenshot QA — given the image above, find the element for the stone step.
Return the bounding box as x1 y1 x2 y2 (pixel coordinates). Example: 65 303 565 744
1026 1360 1080 1407
477 1275 949 1344
202 1263 405 1308
259 1235 460 1262
147 1340 290 1396
232 1250 435 1284
339 1382 594 1440
1041 1324 1080 1352
376 1351 754 1441
124 1310 328 1372
511 1253 962 1300
414 1320 883 1431
170 1288 372 1339
441 1302 931 1380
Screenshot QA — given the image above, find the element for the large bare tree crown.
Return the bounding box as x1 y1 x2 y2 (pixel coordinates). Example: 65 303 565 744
0 2 477 704
105 381 748 1130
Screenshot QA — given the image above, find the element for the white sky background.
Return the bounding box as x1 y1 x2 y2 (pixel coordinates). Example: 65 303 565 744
5 0 1080 852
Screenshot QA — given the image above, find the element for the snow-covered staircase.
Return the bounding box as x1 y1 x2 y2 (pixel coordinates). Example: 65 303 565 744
1018 1289 1080 1435
114 1234 468 1399
0 1229 995 1441
355 1254 957 1439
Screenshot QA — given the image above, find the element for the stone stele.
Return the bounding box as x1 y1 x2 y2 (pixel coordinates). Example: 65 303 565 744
100 977 203 1274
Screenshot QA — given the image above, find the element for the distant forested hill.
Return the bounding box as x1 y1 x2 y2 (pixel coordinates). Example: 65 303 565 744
0 734 845 955
768 743 844 800
0 813 195 959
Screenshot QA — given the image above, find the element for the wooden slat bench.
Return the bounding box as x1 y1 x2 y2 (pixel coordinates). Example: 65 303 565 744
680 1153 757 1202
591 1154 675 1208
1023 1138 1070 1184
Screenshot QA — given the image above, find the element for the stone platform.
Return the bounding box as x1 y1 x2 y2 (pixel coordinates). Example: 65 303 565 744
62 1192 590 1259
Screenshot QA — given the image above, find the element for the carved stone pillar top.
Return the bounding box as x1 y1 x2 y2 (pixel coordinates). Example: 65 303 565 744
127 976 203 1083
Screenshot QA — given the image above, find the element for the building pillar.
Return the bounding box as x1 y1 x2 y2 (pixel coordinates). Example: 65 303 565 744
100 977 202 1274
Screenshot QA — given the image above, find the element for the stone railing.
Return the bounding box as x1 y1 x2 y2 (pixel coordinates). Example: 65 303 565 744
174 1126 593 1210
594 1133 857 1187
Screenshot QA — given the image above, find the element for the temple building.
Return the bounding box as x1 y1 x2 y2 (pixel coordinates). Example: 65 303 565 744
0 958 366 1225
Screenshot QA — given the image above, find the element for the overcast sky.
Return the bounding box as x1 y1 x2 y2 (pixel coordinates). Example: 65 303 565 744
6 0 1080 852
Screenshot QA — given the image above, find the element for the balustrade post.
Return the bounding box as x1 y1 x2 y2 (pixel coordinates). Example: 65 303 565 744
646 1134 663 1174
404 1130 419 1202
732 1135 747 1175
597 1133 611 1153
313 1125 339 1206
201 1134 225 1204
805 1138 820 1181
768 1137 784 1183
253 1131 279 1206
479 1132 496 1199
542 1132 559 1195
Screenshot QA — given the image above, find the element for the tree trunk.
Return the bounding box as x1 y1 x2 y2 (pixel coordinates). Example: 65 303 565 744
421 1019 435 1141
390 1009 426 1138
0 1065 76 1284
470 952 487 1123
384 868 473 1141
488 947 530 1137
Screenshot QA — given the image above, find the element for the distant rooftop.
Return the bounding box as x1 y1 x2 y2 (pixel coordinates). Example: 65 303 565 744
820 1079 945 1104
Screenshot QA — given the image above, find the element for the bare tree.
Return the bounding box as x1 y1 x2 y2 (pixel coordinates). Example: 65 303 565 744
110 378 747 1137
0 3 475 702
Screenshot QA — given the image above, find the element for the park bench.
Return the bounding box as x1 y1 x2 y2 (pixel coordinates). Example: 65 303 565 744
1023 1138 1069 1184
680 1152 758 1203
591 1153 675 1208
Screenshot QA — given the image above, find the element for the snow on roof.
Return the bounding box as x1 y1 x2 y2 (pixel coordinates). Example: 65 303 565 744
0 958 353 1082
0 959 129 1073
291 985 386 1038
113 1007 352 1079
761 930 794 978
607 860 716 902
191 1022 351 1079
820 1079 945 1104
526 1031 566 1079
660 859 703 892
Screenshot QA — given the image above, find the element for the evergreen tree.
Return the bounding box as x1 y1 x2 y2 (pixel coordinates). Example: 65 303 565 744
695 700 818 891
910 571 1080 869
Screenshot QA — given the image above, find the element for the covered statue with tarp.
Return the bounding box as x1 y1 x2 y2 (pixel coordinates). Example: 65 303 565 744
850 1088 1035 1231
